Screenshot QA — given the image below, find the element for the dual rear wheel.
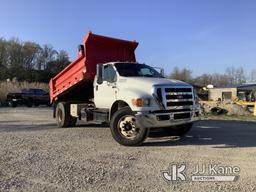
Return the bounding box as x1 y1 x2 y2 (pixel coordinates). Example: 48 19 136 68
55 102 77 127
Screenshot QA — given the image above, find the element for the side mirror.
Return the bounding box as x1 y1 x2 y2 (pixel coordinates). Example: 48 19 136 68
153 67 165 77
160 69 165 77
96 64 103 84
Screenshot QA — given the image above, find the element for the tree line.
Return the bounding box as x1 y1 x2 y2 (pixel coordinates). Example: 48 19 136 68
169 66 256 87
0 37 70 82
1 36 255 87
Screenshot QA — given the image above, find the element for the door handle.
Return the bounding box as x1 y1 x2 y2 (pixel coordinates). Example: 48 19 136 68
96 85 98 91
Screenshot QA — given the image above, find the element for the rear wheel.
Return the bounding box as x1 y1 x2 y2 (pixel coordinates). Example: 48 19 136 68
164 123 193 136
26 99 33 107
55 102 77 127
110 107 149 146
56 102 70 127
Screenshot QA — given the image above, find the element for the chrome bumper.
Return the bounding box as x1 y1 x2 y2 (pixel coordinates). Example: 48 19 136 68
135 110 200 128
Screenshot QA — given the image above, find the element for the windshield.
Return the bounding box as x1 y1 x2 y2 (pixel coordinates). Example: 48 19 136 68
114 63 163 78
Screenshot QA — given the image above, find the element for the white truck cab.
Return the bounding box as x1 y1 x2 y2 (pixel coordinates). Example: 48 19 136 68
86 62 200 145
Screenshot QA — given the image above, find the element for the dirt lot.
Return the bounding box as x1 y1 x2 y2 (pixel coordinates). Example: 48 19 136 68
0 107 256 192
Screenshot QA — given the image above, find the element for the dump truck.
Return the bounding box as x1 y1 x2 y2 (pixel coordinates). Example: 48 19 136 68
49 32 200 146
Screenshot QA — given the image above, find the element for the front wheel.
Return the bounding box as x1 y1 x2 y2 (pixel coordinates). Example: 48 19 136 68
9 101 17 107
164 123 193 136
110 107 149 146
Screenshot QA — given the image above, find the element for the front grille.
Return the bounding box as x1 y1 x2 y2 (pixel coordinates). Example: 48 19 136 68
165 88 192 92
166 94 193 100
164 86 193 109
152 85 195 121
153 85 194 110
167 101 194 106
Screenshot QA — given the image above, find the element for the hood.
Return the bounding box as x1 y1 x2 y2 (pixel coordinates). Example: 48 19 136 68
118 77 191 92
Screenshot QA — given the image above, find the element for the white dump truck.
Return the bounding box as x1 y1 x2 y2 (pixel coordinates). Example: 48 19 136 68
49 32 200 146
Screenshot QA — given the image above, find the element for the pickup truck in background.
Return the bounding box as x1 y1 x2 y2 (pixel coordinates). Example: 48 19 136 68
6 88 50 107
49 32 201 146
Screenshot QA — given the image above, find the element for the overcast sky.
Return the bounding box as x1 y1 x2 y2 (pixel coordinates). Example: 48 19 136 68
1 0 256 76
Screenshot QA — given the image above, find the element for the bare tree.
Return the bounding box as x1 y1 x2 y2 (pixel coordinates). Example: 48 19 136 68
6 38 24 78
36 44 58 70
0 36 70 81
193 74 212 86
225 66 246 85
250 69 256 82
22 41 41 70
169 66 193 83
0 38 9 79
225 67 236 85
235 67 246 84
46 50 70 74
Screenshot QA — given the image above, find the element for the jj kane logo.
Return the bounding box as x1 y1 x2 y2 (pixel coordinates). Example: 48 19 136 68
162 163 240 182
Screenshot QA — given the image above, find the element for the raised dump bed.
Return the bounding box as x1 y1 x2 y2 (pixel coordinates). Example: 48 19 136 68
49 32 138 103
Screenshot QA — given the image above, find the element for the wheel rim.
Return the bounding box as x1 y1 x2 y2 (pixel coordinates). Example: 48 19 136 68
117 115 140 140
57 108 63 123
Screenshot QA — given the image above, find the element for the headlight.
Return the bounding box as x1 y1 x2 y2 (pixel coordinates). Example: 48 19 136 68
131 98 150 107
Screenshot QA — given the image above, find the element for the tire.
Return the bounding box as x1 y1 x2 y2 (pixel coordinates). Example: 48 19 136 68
9 101 17 107
26 99 33 107
164 123 193 136
110 107 149 146
55 102 71 127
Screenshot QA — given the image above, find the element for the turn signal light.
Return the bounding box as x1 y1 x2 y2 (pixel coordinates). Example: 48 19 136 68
131 98 150 107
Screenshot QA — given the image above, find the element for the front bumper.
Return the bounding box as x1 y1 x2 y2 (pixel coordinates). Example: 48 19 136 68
6 98 24 104
135 110 200 128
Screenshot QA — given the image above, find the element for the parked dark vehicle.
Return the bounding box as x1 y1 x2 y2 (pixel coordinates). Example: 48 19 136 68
6 88 50 107
6 92 23 107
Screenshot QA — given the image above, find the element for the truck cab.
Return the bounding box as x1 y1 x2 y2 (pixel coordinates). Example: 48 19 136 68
90 62 200 145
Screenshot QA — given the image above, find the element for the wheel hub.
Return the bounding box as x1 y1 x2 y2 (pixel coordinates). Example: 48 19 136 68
118 115 139 139
123 122 133 131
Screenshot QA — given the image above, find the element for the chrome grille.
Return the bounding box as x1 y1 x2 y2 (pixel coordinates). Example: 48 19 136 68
153 85 194 110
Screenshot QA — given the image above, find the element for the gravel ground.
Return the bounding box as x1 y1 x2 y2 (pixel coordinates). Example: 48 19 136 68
0 107 256 192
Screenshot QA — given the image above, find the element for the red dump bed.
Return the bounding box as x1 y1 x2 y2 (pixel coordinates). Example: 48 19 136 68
49 32 138 103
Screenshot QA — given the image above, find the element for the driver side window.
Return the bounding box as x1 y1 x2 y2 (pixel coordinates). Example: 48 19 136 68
139 68 152 76
103 65 117 82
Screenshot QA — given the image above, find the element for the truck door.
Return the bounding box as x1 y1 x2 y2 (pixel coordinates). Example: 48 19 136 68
94 64 117 108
